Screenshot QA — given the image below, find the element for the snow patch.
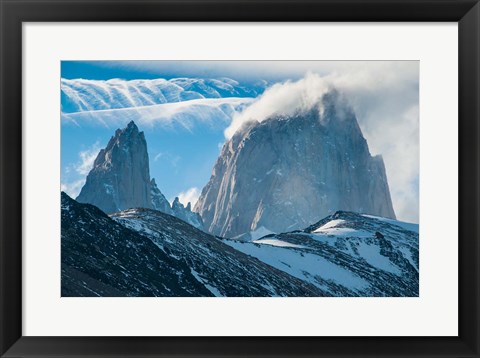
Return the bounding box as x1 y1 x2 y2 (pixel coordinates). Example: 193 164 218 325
190 269 222 297
225 241 369 291
313 219 345 232
253 238 305 249
355 242 401 274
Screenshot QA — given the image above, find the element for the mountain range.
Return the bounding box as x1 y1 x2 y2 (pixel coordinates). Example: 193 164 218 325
62 191 418 296
63 85 418 297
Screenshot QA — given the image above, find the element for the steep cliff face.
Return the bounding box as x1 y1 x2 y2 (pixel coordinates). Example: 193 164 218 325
195 91 396 238
77 121 152 214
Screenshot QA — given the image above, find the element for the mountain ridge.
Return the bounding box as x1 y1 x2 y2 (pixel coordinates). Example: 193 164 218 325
223 210 418 296
61 192 211 296
110 206 327 297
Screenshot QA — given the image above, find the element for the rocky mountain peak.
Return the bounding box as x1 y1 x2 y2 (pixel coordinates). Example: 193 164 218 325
76 121 152 214
76 121 206 230
172 197 182 210
171 197 204 230
195 89 396 238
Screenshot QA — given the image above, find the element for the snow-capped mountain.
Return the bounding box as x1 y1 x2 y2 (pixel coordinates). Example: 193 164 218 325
224 211 418 296
61 77 266 113
76 121 203 229
195 90 396 238
109 207 326 297
61 192 211 296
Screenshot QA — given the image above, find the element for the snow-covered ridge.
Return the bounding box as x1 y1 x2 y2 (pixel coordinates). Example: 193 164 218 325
110 206 326 297
223 211 419 296
62 97 253 129
61 77 266 113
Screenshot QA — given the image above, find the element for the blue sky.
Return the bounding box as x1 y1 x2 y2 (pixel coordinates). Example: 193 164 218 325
61 60 323 82
61 60 420 222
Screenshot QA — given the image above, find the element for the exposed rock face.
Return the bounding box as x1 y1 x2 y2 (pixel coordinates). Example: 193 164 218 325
77 121 152 214
195 91 396 238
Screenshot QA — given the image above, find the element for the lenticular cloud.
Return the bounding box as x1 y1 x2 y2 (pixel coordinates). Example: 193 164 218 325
61 77 264 113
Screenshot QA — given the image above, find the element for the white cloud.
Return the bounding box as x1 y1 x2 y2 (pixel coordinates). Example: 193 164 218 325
176 187 201 207
364 104 419 223
76 142 101 175
62 96 252 130
61 142 102 199
61 179 85 199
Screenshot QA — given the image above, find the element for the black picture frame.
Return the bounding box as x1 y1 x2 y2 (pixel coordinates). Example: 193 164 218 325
1 0 479 357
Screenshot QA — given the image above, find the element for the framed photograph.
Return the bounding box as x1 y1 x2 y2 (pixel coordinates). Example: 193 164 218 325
1 0 479 357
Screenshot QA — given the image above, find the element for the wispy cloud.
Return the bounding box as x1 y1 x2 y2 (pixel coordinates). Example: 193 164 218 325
61 142 102 199
61 97 251 130
76 142 101 175
61 179 85 199
153 152 163 162
154 152 181 168
176 187 201 207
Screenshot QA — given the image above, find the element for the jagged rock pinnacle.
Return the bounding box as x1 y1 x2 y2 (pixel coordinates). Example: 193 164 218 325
76 121 152 213
76 121 205 231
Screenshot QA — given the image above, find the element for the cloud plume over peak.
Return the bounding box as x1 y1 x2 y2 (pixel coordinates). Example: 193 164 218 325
224 67 419 223
225 73 332 139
